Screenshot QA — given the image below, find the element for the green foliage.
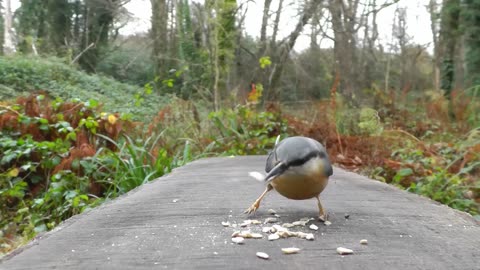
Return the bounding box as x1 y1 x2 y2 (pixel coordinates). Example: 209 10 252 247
96 45 155 86
358 108 383 135
85 134 174 196
0 56 169 119
208 105 289 155
409 169 477 214
259 56 272 69
463 0 480 87
377 138 479 215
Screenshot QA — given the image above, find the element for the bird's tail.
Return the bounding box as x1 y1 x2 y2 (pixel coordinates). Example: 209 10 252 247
248 171 265 182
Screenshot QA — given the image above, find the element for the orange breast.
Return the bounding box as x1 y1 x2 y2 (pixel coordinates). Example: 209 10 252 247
271 173 328 200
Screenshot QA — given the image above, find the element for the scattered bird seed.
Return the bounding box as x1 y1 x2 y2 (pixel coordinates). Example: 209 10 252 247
231 237 245 244
262 227 272 233
268 234 280 241
232 231 240 237
324 221 332 226
264 217 278 224
172 199 179 203
292 221 306 226
251 233 263 239
305 234 315 241
267 209 277 215
251 220 262 225
336 247 354 255
272 224 287 232
309 224 319 231
256 252 269 260
360 239 368 245
282 223 295 228
282 247 300 254
221 221 231 227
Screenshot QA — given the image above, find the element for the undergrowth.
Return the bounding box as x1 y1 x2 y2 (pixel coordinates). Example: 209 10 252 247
0 93 288 256
0 56 169 120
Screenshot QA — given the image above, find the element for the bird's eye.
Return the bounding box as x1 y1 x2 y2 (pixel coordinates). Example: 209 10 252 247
318 152 326 158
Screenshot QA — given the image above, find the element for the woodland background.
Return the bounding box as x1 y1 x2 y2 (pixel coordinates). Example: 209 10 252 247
0 0 479 255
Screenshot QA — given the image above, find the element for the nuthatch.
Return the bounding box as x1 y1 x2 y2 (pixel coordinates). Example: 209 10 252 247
245 136 333 221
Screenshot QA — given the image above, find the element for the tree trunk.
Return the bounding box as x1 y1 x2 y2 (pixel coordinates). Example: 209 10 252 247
0 0 4 54
328 0 360 101
151 0 168 78
428 0 441 91
3 0 14 55
47 0 71 56
268 0 322 100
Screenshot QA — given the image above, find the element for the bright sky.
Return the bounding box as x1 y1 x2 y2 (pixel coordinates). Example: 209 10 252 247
10 0 433 52
124 0 433 52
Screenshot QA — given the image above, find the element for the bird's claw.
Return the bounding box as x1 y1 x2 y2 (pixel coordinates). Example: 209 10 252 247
318 212 329 222
244 203 259 215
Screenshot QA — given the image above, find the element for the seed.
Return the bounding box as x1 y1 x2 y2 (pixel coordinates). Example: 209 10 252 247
231 231 240 237
292 221 305 226
264 217 278 224
305 233 315 240
268 234 280 241
273 225 287 232
267 209 277 215
336 247 354 255
360 239 368 245
281 247 300 254
282 223 295 228
250 233 263 239
262 227 272 233
324 221 332 226
256 252 269 259
221 221 231 227
231 237 245 244
277 231 291 238
309 224 319 231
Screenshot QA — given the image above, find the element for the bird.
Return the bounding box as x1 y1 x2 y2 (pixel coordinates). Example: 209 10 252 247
244 136 333 221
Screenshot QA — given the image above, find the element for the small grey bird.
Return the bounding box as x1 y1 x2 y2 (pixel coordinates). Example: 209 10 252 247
245 136 333 221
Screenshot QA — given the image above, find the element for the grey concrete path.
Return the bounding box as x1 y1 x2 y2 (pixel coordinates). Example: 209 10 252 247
1 156 479 270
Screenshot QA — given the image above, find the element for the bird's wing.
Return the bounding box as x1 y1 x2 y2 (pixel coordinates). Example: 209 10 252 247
265 137 333 179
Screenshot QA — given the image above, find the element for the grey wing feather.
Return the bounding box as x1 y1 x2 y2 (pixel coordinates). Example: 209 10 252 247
265 136 333 177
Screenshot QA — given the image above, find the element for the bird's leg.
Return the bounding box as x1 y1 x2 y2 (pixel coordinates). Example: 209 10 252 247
244 184 273 215
316 195 328 222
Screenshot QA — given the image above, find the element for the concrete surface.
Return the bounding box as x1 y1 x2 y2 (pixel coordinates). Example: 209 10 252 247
1 156 479 270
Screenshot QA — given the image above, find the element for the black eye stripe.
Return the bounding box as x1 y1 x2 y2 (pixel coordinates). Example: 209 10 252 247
286 152 322 168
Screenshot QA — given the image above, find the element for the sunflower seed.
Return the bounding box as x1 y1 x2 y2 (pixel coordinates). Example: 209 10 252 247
221 221 231 227
264 217 278 224
256 252 269 259
231 237 245 244
268 234 280 241
267 209 277 215
336 247 354 255
281 247 300 254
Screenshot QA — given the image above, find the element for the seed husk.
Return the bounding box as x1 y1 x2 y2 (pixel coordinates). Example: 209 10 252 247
336 247 354 255
231 237 245 244
264 217 278 224
281 247 300 254
268 234 280 241
221 221 231 227
256 252 269 259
